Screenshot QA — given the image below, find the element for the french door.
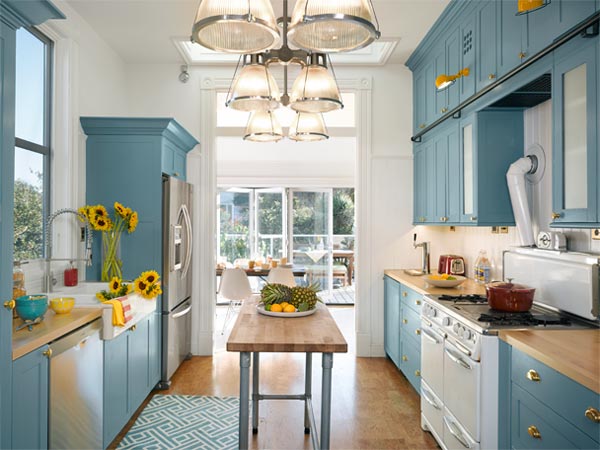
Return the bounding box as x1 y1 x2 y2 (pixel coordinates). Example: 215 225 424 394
287 189 333 293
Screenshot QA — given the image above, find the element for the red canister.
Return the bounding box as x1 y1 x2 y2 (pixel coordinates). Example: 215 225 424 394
64 264 78 287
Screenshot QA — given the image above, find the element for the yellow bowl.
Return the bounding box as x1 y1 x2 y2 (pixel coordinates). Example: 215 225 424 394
50 297 75 314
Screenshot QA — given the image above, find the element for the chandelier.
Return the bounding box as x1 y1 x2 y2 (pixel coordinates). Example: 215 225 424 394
191 0 380 142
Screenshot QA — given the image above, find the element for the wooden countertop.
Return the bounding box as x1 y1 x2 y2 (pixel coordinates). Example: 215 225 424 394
499 329 600 394
227 300 348 353
12 307 103 360
384 269 486 296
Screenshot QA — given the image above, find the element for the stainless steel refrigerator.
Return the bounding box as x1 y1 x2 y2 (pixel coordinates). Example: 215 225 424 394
159 176 193 388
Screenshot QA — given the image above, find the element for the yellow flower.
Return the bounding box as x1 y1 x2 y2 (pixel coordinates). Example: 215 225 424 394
133 276 148 296
114 202 127 219
96 292 108 302
109 277 121 293
128 211 138 233
142 270 160 285
92 215 113 232
93 204 108 218
78 206 90 222
126 283 133 294
148 282 162 298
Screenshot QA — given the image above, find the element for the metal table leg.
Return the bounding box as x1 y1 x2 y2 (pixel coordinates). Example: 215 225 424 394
239 352 251 450
304 352 312 434
320 353 333 450
252 352 260 434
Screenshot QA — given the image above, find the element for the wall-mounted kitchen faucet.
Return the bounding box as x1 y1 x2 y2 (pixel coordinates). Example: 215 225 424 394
413 233 430 275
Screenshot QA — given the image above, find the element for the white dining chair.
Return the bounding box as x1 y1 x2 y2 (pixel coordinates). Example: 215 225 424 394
266 266 297 287
218 267 252 335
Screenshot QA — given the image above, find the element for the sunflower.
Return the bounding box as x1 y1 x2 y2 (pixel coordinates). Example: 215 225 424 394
142 270 160 285
128 211 138 233
96 291 108 302
148 282 162 298
92 215 113 232
109 276 121 293
114 202 127 219
78 206 91 222
134 276 148 296
93 204 108 218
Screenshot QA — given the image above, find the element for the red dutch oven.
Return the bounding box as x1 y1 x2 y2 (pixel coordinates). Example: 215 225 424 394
486 281 536 312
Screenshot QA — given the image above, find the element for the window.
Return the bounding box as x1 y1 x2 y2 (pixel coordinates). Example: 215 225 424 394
14 27 52 261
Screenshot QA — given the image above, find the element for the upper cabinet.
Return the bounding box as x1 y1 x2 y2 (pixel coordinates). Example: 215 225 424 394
476 1 499 91
551 33 599 226
497 0 527 77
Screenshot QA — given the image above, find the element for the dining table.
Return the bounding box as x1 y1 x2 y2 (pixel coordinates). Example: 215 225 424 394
227 300 348 450
216 265 306 279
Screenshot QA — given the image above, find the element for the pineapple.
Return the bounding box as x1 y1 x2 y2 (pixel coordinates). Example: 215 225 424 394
290 283 321 311
260 283 292 306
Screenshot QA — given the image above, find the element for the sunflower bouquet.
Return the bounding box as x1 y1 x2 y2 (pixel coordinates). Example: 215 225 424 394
133 270 162 299
96 276 132 301
79 202 139 281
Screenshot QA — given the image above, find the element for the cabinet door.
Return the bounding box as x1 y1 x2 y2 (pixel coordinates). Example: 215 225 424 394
476 1 498 91
103 331 129 448
498 0 526 76
413 145 428 224
384 277 401 368
424 60 437 127
148 312 161 388
12 346 49 450
128 317 151 411
400 338 421 393
414 68 428 133
459 14 476 102
433 132 448 223
445 29 461 112
446 125 461 224
460 116 477 223
433 44 447 119
552 36 598 225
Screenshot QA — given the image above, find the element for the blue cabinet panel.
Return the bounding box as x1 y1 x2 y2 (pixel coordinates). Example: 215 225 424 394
12 346 49 450
413 144 428 224
400 338 421 393
498 0 526 77
425 61 437 127
476 1 498 91
446 127 461 223
434 132 448 222
400 303 421 347
129 317 150 410
433 44 447 119
103 332 129 448
459 13 476 102
384 276 401 368
414 68 428 134
402 285 423 314
149 312 161 388
446 30 461 111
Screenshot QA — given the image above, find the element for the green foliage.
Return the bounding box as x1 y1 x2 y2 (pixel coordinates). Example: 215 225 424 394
333 189 355 235
257 193 282 234
220 221 250 262
14 179 43 260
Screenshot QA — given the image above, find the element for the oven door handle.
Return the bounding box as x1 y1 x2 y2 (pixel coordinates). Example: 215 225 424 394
444 348 473 371
421 328 442 344
421 386 441 410
443 416 472 449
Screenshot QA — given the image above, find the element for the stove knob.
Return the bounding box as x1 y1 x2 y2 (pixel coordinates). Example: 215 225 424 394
431 308 438 318
453 323 460 333
442 317 452 327
463 329 472 340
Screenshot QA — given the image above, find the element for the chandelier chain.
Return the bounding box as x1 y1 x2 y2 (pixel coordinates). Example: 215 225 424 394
226 55 244 105
369 0 380 31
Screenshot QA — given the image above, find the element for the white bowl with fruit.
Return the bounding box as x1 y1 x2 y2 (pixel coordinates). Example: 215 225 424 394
258 283 321 317
425 273 466 288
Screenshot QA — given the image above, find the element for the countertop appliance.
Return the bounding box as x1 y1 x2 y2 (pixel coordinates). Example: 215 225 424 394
420 248 599 450
438 255 465 276
49 318 103 450
159 176 193 389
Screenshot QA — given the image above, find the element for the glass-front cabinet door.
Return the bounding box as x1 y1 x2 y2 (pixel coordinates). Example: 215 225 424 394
552 35 598 226
460 115 477 224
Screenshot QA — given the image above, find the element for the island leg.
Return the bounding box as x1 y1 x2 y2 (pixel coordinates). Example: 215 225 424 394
304 352 312 434
252 352 260 434
321 352 333 449
239 352 251 450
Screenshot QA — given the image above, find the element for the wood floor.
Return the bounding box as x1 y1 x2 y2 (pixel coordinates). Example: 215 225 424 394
110 307 439 449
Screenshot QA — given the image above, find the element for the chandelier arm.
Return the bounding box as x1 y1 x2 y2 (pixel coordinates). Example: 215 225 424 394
247 0 251 20
368 0 381 32
303 0 309 20
327 54 343 108
226 55 244 106
301 55 310 99
264 59 278 103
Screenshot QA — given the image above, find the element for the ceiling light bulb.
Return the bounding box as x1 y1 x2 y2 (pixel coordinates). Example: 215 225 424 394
227 56 281 112
289 112 329 141
244 111 283 142
192 0 280 53
288 0 381 53
290 56 343 113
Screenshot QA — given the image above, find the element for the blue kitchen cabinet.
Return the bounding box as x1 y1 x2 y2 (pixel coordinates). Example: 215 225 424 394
11 345 49 450
413 67 428 134
459 12 476 103
80 117 198 281
459 110 524 225
433 43 447 119
0 3 63 448
103 330 128 448
384 276 401 368
413 143 428 224
497 0 527 77
434 30 461 118
551 33 599 227
476 1 498 91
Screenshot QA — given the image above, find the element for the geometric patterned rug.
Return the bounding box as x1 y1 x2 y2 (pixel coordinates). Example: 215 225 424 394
117 395 239 450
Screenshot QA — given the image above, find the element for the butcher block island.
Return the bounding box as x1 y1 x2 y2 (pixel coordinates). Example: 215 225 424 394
227 300 347 450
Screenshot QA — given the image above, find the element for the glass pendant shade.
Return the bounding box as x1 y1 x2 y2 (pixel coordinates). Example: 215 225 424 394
288 0 380 53
227 60 281 112
244 111 283 142
289 112 329 141
192 0 280 53
290 64 343 113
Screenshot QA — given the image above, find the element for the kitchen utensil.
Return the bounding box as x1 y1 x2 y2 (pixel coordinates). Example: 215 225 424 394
424 274 466 288
438 255 466 275
486 281 535 312
15 294 48 322
50 297 75 314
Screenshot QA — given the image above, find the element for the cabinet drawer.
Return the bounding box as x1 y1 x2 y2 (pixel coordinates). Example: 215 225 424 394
401 303 422 347
400 337 421 393
401 285 423 314
511 383 597 449
512 348 600 442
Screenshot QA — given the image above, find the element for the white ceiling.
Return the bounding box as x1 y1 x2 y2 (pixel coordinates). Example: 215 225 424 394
65 0 450 65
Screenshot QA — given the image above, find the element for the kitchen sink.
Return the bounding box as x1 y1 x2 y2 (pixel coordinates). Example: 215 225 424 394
45 282 156 340
403 269 426 276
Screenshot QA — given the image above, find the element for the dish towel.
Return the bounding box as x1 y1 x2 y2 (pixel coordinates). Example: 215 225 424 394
103 296 133 326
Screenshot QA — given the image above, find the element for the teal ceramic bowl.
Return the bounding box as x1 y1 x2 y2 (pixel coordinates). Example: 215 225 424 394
15 295 48 322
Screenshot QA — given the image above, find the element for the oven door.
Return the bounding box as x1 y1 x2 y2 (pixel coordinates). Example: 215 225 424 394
420 322 445 397
443 407 480 450
443 338 481 441
421 379 444 443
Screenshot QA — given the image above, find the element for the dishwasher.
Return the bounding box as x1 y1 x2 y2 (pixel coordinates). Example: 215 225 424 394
49 318 103 450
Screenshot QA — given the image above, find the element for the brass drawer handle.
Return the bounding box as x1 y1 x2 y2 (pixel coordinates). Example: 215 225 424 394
552 212 561 220
129 324 137 332
488 73 496 80
527 425 541 439
585 407 600 423
402 292 407 297
519 52 527 59
526 369 541 382
42 348 53 358
402 319 408 324
470 216 477 221
419 124 426 129
441 108 448 113
415 300 421 306
415 370 421 377
402 355 408 362
4 300 15 310
415 329 421 335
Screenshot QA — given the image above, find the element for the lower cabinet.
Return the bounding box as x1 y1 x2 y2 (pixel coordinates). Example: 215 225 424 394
103 312 160 448
11 345 49 450
384 276 422 393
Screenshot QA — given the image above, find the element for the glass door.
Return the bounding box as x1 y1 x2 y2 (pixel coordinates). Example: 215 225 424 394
254 188 285 261
288 189 333 293
217 189 252 265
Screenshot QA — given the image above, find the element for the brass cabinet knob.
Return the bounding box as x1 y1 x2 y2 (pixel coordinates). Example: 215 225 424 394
415 370 421 377
419 124 426 129
552 212 562 220
402 355 408 362
173 172 180 177
420 217 426 222
402 319 408 324
585 407 600 423
129 324 137 332
415 300 421 306
441 107 448 113
402 292 407 297
527 425 541 439
488 73 496 80
3 300 15 310
42 348 53 358
519 52 527 59
470 216 477 221
415 329 421 335
526 369 541 382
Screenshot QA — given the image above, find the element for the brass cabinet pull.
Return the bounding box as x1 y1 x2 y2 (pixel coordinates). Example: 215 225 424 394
519 52 527 59
42 348 53 358
488 73 496 80
415 300 421 306
129 324 137 332
173 172 180 177
402 292 407 297
551 212 561 220
420 217 426 222
470 216 477 221
415 329 421 335
402 355 408 362
526 369 541 382
402 319 408 324
527 425 541 439
3 300 15 310
415 370 421 377
441 107 448 113
585 407 600 423
439 216 448 222
419 124 426 129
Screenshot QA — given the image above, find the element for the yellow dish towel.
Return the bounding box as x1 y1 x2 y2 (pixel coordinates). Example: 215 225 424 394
103 299 125 326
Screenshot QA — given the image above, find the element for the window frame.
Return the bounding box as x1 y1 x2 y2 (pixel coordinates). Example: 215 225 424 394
14 26 53 260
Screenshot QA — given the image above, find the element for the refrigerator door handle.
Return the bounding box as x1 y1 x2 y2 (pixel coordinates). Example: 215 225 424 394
172 303 192 319
181 203 193 279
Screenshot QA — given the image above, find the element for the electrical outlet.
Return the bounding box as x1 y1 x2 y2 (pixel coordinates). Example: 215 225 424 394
592 229 600 240
491 226 499 234
80 227 85 242
500 226 509 234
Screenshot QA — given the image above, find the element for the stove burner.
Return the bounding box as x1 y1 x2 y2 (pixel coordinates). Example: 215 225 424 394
439 294 488 304
478 311 572 327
